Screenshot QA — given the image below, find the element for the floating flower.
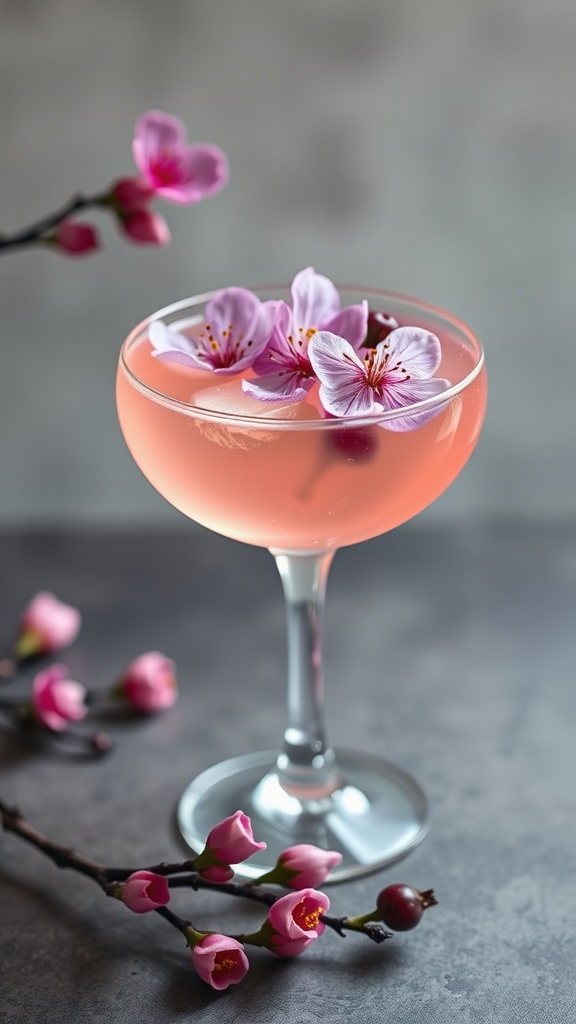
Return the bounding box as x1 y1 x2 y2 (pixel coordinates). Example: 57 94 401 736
256 844 342 890
242 267 368 402
118 870 171 914
16 591 81 660
149 288 277 374
308 326 451 431
132 109 228 205
118 651 178 713
190 933 249 990
32 664 88 732
267 888 330 957
193 810 266 879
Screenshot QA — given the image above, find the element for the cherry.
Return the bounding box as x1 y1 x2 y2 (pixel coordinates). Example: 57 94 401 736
376 884 437 931
328 426 378 463
363 310 399 348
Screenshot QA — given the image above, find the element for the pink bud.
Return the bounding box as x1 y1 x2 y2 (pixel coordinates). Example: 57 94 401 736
120 870 170 913
205 811 267 865
32 664 88 732
120 208 171 246
268 888 330 946
53 220 100 256
190 934 249 990
17 591 81 658
120 651 178 712
112 176 155 212
278 844 343 889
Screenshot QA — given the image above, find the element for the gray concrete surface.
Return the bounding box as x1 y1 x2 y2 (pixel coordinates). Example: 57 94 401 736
1 0 576 525
1 524 575 1021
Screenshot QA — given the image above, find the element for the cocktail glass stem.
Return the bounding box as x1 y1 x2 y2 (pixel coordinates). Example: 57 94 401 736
272 550 338 798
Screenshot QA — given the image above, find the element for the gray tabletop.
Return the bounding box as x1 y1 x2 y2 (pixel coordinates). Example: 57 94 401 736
1 524 575 1024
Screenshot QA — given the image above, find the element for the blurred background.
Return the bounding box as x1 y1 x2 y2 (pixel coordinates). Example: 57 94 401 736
1 0 575 528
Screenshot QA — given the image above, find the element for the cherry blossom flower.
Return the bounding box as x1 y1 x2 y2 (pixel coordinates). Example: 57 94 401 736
119 870 171 914
132 109 228 205
267 888 330 957
119 651 178 712
308 326 451 431
242 267 367 402
32 664 88 732
190 934 249 990
52 221 100 256
193 810 266 879
16 591 81 660
149 288 277 374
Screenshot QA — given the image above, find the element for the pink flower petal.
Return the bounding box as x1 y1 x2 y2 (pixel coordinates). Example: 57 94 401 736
191 934 249 990
133 110 187 170
384 326 442 378
379 376 452 431
242 370 314 402
324 300 368 351
309 332 376 416
291 267 340 329
149 321 204 369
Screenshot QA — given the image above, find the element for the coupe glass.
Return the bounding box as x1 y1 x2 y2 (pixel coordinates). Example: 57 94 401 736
116 284 486 881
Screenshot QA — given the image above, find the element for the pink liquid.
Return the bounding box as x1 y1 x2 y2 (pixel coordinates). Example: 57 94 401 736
117 318 486 551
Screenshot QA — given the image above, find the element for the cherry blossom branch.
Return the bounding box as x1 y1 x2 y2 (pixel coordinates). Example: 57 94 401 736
0 190 110 254
0 109 228 257
0 796 430 945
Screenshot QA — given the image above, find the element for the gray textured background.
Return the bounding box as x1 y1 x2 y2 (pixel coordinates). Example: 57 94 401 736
1 0 576 527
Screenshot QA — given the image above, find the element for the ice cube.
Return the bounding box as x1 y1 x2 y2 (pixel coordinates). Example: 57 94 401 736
193 379 301 419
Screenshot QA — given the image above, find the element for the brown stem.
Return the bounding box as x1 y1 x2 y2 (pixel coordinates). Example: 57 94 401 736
0 189 110 253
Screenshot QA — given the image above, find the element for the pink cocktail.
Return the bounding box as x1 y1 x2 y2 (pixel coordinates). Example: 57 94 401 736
117 282 486 879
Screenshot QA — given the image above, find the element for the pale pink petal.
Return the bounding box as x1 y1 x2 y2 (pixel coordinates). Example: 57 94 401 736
291 267 340 329
242 370 314 402
324 300 368 350
132 110 187 173
158 144 228 203
149 321 204 369
379 376 451 432
384 327 442 378
309 332 376 416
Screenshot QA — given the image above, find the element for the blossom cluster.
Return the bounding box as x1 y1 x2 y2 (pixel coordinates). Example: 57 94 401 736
0 591 178 750
149 267 451 428
0 109 228 257
115 811 342 988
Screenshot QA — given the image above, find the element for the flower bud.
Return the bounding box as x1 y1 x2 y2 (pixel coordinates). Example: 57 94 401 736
257 843 342 889
193 811 266 879
32 664 88 732
118 651 178 712
111 176 155 212
52 220 100 256
16 592 81 660
118 870 170 913
120 208 171 246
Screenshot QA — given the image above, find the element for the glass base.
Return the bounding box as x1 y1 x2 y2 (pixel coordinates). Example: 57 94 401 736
177 748 429 882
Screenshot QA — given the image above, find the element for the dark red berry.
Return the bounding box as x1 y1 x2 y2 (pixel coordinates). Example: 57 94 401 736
328 426 378 462
364 310 399 348
376 883 427 931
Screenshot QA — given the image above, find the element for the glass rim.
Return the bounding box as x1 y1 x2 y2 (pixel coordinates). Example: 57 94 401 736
119 284 485 429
